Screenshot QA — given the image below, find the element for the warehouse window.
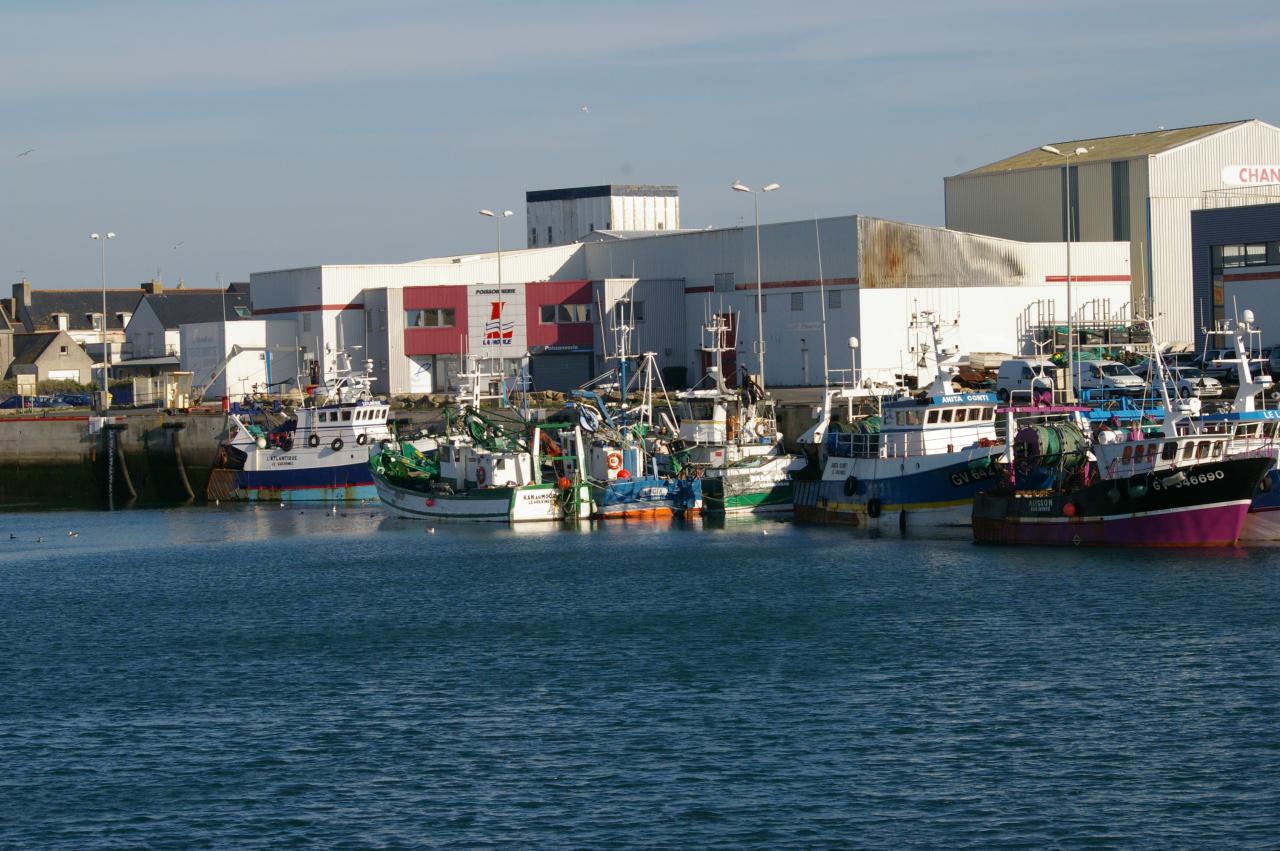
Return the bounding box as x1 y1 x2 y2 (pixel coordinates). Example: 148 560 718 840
755 295 768 313
714 272 735 293
302 314 311 332
791 292 804 311
547 226 553 244
531 228 538 246
828 289 842 309
612 301 643 324
541 304 592 324
406 308 456 328
1111 160 1130 241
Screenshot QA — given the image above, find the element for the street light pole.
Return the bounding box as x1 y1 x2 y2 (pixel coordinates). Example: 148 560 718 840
479 209 513 286
90 232 116 396
732 180 780 390
1041 145 1089 400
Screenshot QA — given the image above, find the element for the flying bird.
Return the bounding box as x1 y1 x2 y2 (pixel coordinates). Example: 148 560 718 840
16 149 34 158
580 105 589 113
173 241 185 249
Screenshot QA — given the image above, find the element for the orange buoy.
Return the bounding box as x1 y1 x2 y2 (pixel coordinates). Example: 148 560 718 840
1063 503 1077 517
558 477 572 490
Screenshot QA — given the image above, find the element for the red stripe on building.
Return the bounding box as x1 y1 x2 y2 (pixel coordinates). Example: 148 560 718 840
252 303 364 315
1044 275 1130 283
731 277 858 291
1223 271 1280 282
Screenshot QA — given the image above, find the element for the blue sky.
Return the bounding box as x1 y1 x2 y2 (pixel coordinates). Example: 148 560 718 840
2 0 1277 290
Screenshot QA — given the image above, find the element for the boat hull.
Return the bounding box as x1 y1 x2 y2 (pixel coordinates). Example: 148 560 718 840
591 476 702 519
210 444 381 503
372 467 585 522
972 456 1273 547
700 457 799 514
794 449 1004 529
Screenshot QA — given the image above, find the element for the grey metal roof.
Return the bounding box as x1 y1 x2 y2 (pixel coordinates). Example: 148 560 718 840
0 304 12 332
141 289 251 328
954 120 1254 176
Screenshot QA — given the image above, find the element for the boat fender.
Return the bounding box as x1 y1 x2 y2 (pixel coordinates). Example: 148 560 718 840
899 509 907 533
1062 502 1077 517
866 497 882 518
308 433 320 448
356 433 368 446
843 475 858 497
331 437 344 452
281 437 293 452
1259 475 1274 493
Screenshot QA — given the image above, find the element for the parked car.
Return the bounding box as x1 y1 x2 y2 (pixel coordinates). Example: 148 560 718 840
995 358 1056 402
1077 360 1144 397
1201 347 1239 381
1163 365 1223 398
51 393 93 408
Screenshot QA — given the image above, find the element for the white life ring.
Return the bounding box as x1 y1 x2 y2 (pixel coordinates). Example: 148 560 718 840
476 466 487 486
606 451 623 471
755 422 770 437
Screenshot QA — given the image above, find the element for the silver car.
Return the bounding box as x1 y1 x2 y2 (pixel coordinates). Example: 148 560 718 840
1165 365 1222 398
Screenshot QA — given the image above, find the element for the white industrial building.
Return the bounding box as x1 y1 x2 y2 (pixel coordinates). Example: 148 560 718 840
526 185 681 247
945 119 1280 342
245 209 1131 397
180 320 272 400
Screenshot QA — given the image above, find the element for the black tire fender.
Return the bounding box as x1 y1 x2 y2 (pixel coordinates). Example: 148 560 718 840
307 433 320 448
843 475 858 497
867 497 882 518
331 437 344 452
356 433 368 446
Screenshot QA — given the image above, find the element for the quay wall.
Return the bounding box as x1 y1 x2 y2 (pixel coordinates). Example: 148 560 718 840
0 412 228 510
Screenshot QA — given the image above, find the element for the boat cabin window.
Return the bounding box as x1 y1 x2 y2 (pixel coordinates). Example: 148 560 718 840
680 401 716 421
1182 442 1195 460
1162 442 1178 461
1212 441 1224 458
318 412 328 422
1266 422 1279 439
896 410 923 426
1122 445 1133 462
942 409 955 423
1196 441 1210 459
955 408 968 423
342 411 352 422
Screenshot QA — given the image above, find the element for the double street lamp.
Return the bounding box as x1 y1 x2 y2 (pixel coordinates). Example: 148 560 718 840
90 231 116 396
731 180 780 389
1040 144 1089 399
478 209 513 286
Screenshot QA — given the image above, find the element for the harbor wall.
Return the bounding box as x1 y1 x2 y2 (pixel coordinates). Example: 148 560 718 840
0 413 227 511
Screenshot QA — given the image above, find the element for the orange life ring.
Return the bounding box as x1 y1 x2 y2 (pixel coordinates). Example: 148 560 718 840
606 452 623 471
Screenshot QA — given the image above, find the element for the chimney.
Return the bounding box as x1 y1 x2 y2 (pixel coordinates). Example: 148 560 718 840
13 279 31 307
140 279 164 296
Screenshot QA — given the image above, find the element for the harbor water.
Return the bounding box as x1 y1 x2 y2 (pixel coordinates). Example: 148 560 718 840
1 509 1278 848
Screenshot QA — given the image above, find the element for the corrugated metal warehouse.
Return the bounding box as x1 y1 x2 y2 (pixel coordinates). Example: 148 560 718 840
945 119 1280 343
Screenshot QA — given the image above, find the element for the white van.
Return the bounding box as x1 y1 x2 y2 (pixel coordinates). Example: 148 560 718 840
995 358 1056 402
1077 360 1144 397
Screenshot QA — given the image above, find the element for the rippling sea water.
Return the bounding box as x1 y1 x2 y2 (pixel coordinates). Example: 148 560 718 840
0 507 1277 849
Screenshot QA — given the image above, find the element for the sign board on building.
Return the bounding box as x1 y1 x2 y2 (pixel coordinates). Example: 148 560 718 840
15 373 36 396
467 283 527 357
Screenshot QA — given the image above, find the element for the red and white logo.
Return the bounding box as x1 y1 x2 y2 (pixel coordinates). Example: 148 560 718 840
482 300 514 346
1222 165 1280 186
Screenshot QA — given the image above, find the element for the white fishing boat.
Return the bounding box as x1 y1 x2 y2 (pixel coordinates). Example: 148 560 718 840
675 314 804 514
207 349 393 502
793 311 1006 530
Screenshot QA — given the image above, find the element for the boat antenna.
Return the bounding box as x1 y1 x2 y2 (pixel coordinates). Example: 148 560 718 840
814 217 830 392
